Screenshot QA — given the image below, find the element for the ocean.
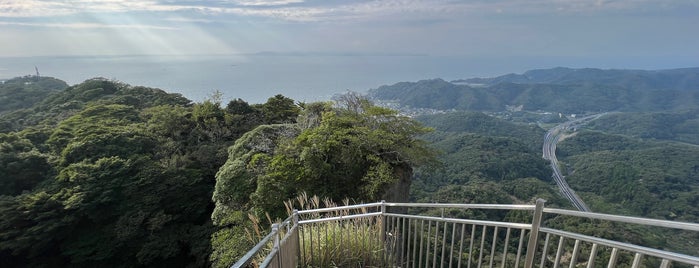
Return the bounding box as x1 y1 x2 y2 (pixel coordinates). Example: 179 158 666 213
0 54 524 104
1 54 686 104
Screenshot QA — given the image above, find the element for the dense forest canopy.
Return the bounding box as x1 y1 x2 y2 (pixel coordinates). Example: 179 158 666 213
2 66 698 266
370 67 699 113
0 76 68 115
0 77 306 266
0 78 435 267
210 94 436 266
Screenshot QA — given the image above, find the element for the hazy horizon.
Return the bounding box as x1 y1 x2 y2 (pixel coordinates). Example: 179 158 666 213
4 53 697 104
2 0 698 103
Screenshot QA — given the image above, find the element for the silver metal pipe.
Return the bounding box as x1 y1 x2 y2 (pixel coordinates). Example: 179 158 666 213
386 202 536 211
384 213 532 230
501 228 511 268
540 227 699 265
489 226 498 268
543 208 699 232
553 236 565 268
586 243 598 268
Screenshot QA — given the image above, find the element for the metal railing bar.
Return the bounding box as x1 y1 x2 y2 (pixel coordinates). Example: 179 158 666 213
237 202 699 268
553 236 565 268
296 202 382 215
231 228 278 268
631 253 642 268
298 211 382 224
402 217 408 267
299 225 305 267
515 229 526 268
569 239 580 268
407 218 413 268
539 233 551 268
468 224 475 268
586 243 598 268
543 208 699 232
278 225 298 264
478 225 487 268
501 227 511 268
449 222 456 268
659 259 670 268
489 226 498 268
386 202 536 211
309 222 315 267
458 223 466 268
607 248 619 268
259 224 281 268
425 220 433 268
525 199 545 268
419 219 425 268
384 213 533 230
259 246 279 268
540 227 699 265
434 220 440 268
362 215 369 267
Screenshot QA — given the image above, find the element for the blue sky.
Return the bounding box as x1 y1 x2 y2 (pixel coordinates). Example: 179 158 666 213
1 0 698 68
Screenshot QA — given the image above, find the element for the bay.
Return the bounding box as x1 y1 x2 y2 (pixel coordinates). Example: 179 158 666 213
0 54 517 104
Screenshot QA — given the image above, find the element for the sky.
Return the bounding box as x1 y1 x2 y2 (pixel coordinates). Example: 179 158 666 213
1 0 698 68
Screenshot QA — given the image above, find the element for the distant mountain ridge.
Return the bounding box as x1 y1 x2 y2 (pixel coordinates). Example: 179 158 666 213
369 67 699 113
453 67 699 90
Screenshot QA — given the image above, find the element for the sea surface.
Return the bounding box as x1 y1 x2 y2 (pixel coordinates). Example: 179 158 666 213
0 54 685 104
0 54 535 103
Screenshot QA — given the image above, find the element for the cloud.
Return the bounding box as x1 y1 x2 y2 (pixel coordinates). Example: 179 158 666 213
232 0 305 6
0 21 176 30
2 0 697 21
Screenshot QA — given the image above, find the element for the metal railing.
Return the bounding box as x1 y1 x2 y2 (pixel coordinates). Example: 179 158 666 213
232 199 699 268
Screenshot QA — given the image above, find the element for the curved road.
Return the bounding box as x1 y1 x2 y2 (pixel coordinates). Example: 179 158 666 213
542 114 605 212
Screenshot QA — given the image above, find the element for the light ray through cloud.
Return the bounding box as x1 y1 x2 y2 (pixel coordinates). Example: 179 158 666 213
0 0 697 60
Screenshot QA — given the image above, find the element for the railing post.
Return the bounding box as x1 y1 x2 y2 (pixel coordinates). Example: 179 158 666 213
272 223 280 268
293 210 300 268
524 199 546 268
380 200 387 265
380 200 386 242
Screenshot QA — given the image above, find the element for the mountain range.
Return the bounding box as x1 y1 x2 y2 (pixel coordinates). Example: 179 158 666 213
369 67 699 113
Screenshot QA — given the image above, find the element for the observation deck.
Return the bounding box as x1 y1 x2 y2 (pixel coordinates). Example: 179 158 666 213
233 200 699 268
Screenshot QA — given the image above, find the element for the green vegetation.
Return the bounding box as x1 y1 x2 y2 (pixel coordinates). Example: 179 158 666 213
558 132 699 222
210 93 435 267
587 110 699 144
0 77 317 267
370 68 699 114
2 68 699 267
0 76 68 115
456 67 699 90
554 130 699 255
409 112 568 208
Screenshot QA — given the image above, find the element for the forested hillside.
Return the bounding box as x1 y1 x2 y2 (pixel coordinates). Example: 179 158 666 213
2 69 698 266
586 110 699 144
411 111 699 255
557 131 699 221
369 67 699 113
456 67 699 90
411 112 568 207
210 95 436 266
0 76 68 115
0 78 434 267
0 77 308 266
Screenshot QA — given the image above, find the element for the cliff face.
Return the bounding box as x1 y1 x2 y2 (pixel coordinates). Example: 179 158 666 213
212 124 301 222
381 163 412 213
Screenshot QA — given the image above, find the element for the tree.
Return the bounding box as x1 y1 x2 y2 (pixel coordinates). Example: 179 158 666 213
211 94 436 267
257 94 301 124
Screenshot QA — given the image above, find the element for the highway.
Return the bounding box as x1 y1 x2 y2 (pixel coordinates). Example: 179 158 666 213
542 113 605 212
